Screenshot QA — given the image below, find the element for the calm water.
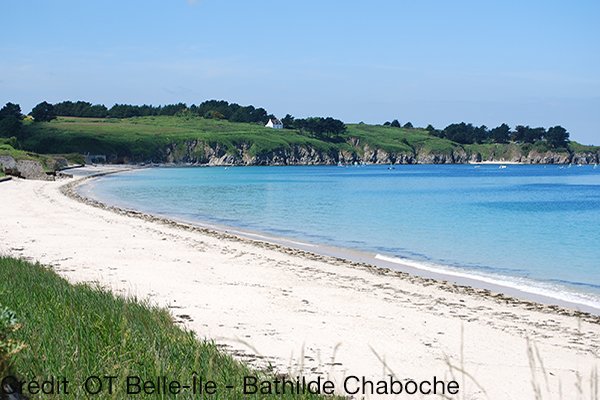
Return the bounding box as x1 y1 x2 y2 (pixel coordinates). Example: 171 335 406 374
83 165 600 309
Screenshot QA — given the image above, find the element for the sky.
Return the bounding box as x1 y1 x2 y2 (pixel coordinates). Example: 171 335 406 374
1 0 599 144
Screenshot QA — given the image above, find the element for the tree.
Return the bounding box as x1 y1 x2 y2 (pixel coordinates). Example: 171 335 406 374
0 102 22 120
523 127 545 144
281 114 295 129
0 116 22 138
0 102 23 138
159 103 187 116
108 103 146 118
391 119 401 128
473 125 489 144
84 104 109 118
426 124 443 137
251 107 269 124
30 101 56 122
192 100 272 124
383 121 391 126
442 122 475 144
294 117 346 141
195 100 235 120
490 123 511 143
403 122 413 129
229 107 251 122
512 125 529 142
54 100 90 117
545 126 569 149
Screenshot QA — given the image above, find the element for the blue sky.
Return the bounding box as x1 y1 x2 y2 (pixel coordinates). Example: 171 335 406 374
2 0 599 143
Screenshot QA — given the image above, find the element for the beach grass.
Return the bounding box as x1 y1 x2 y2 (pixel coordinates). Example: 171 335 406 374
0 257 335 399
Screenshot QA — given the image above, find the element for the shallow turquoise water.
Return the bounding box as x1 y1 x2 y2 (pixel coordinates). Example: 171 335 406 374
84 165 600 308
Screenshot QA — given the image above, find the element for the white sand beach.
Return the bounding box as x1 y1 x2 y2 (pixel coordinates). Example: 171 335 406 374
1 167 599 399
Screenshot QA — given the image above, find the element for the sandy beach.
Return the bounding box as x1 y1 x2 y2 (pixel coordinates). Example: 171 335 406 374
1 166 599 399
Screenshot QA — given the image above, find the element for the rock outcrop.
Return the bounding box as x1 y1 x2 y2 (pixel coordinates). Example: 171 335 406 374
4 140 598 174
0 156 53 180
158 139 599 166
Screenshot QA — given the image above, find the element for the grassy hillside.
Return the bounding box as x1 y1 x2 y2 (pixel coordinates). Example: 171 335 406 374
0 257 331 399
345 124 457 155
21 117 463 163
22 116 343 162
568 141 600 153
19 116 600 164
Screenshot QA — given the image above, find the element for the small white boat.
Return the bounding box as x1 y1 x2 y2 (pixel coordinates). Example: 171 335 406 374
499 165 507 169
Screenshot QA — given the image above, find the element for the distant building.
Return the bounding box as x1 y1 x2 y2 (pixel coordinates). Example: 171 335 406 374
265 118 283 129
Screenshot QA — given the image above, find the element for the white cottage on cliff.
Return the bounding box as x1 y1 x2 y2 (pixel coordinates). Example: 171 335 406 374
265 118 283 129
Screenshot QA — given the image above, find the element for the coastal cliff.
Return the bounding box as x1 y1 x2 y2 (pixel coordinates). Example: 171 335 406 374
161 139 599 166
17 116 600 168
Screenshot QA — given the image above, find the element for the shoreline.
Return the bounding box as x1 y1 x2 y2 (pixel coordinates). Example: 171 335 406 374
74 166 600 316
2 165 599 399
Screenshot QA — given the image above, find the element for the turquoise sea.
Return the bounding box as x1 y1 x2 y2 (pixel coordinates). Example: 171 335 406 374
81 165 600 311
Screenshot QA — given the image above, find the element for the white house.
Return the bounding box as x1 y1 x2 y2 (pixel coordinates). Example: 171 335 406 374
265 118 283 129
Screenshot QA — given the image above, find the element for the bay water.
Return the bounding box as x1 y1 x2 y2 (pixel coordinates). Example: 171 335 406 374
81 165 600 310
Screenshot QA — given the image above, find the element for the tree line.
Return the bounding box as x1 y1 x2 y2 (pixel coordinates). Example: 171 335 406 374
383 119 413 129
281 114 346 140
0 103 23 139
43 99 276 124
383 119 570 149
431 122 569 149
1 100 348 141
1 100 570 149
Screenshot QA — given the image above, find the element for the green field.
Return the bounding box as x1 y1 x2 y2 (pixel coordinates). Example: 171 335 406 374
18 116 600 164
0 257 333 399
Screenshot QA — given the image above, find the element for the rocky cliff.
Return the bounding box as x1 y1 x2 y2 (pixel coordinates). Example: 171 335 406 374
160 140 599 166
